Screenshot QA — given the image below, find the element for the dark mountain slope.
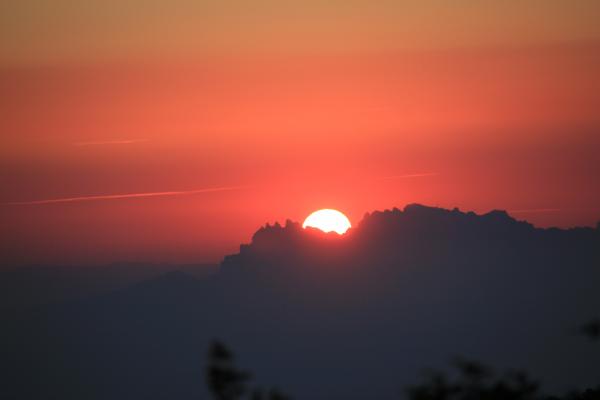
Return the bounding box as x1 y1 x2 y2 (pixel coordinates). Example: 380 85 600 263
2 205 599 400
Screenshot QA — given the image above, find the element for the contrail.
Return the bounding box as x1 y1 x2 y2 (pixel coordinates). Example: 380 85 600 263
379 172 439 180
73 139 148 146
2 185 249 206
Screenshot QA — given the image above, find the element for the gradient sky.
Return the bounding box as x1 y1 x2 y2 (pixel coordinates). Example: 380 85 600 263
1 1 599 266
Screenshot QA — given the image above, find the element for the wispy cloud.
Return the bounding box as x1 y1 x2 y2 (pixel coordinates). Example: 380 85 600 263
379 172 439 180
2 185 248 206
72 139 148 146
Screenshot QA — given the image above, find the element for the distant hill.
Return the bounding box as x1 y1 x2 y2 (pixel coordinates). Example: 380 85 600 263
0 262 218 311
1 205 599 400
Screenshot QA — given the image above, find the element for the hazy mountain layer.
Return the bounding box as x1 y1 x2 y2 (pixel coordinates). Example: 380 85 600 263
2 205 599 400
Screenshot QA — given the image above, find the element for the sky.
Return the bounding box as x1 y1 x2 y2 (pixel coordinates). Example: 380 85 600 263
1 1 599 266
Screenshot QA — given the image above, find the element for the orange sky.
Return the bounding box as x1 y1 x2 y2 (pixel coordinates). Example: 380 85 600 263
1 1 599 266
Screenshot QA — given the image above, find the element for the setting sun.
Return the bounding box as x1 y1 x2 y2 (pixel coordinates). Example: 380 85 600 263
302 209 351 235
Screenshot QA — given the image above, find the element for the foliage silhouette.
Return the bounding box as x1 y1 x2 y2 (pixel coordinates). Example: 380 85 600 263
580 320 600 341
407 358 600 400
405 331 600 400
407 358 541 400
206 341 251 400
207 341 290 400
207 326 600 400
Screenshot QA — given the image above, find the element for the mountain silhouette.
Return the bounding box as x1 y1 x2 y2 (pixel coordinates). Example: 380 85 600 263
0 263 218 311
1 204 599 400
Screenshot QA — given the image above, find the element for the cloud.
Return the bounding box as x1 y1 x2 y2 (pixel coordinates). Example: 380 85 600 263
2 185 249 206
379 172 439 180
72 139 148 146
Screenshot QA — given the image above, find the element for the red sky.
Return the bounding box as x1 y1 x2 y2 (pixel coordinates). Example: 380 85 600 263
1 1 599 266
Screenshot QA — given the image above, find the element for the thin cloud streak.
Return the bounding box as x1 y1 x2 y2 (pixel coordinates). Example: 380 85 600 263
73 139 148 146
2 185 249 206
379 172 439 180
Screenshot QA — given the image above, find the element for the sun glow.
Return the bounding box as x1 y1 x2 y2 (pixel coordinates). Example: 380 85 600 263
302 209 351 235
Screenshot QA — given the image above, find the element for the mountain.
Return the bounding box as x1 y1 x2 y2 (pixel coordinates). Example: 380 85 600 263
1 204 599 400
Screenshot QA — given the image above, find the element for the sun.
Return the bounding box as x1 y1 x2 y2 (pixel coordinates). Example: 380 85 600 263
302 209 351 235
